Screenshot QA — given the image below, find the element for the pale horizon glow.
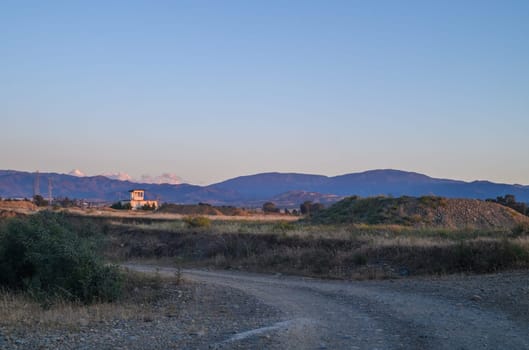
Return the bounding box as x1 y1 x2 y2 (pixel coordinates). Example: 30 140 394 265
2 1 528 186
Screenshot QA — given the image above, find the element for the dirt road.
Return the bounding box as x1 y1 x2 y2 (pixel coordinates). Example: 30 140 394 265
126 265 529 349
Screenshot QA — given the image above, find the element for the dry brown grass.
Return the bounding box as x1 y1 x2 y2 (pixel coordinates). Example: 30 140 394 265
118 220 512 243
0 269 183 331
365 235 453 248
0 204 300 224
0 200 37 211
0 292 138 330
61 207 299 222
105 219 529 279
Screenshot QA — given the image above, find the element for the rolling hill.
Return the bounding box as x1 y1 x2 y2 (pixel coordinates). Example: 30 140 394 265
0 169 528 207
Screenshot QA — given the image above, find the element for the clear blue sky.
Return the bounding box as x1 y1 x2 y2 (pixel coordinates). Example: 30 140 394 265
2 1 528 185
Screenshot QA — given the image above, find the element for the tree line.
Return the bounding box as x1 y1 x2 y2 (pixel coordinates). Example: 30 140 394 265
262 200 325 216
486 194 528 216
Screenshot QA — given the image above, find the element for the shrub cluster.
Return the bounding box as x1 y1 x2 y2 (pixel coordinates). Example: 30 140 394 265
183 215 211 228
310 196 412 225
262 202 280 213
111 201 132 210
300 201 325 216
512 222 529 236
486 194 529 216
0 212 122 303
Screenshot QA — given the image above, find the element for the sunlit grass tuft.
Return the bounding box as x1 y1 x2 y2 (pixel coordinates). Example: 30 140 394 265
0 269 182 331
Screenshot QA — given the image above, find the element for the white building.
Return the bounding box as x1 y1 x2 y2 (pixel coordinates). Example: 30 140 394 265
122 189 158 210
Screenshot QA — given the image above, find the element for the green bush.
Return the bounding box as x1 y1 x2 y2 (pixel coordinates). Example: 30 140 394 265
452 240 529 272
273 221 296 233
183 216 211 228
262 201 279 213
511 222 529 237
352 253 368 266
141 203 156 211
0 211 122 303
110 201 131 210
33 194 48 207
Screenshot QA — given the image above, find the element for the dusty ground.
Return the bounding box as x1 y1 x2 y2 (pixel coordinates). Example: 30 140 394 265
0 201 38 217
172 267 529 349
60 207 299 222
0 276 279 350
0 202 299 222
3 265 527 349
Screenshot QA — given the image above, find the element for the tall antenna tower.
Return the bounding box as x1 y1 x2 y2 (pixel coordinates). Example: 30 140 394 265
34 170 40 197
48 177 53 206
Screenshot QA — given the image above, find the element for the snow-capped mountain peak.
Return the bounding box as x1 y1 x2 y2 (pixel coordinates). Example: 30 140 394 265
68 169 86 177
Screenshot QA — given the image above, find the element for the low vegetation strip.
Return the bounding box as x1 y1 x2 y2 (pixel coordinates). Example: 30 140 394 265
3 194 529 287
157 203 250 216
105 220 529 279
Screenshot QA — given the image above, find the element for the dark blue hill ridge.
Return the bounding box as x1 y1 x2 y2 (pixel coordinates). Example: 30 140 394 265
0 169 527 205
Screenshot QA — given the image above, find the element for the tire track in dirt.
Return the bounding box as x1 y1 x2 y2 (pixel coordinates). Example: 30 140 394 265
126 265 529 349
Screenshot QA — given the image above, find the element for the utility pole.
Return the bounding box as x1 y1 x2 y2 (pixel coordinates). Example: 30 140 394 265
48 177 53 206
34 170 40 198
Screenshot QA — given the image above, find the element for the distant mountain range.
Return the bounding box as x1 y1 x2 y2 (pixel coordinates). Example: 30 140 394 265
68 169 184 185
0 169 528 207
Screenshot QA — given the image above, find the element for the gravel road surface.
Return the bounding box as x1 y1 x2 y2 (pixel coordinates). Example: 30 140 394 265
127 265 529 350
2 265 528 349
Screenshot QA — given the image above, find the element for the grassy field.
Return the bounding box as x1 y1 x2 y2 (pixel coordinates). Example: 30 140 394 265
102 216 529 280
2 204 529 281
0 207 528 339
1 200 527 344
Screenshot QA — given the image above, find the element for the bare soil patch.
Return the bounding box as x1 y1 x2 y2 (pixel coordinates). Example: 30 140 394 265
0 270 280 349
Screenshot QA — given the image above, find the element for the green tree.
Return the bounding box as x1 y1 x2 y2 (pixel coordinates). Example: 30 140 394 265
55 197 76 208
311 202 325 213
488 194 528 217
110 201 123 209
300 201 313 215
33 194 48 207
263 202 279 213
300 201 325 216
111 202 131 210
141 203 155 211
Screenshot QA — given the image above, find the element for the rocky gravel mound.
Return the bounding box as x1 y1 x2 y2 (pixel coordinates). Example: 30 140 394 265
413 198 529 229
312 196 529 229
